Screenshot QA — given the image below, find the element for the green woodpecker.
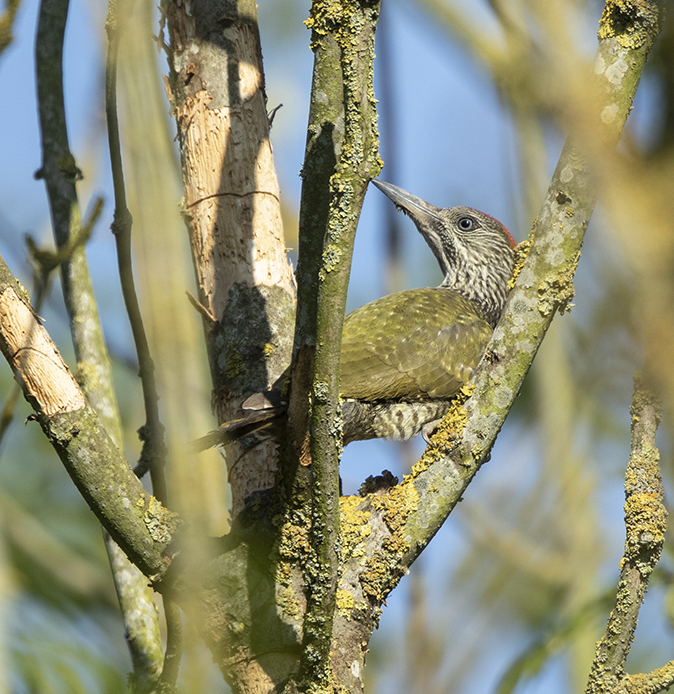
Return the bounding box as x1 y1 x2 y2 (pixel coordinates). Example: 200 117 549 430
194 180 516 449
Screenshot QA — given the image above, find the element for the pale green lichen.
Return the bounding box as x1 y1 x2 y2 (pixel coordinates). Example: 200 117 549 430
318 244 342 281
75 361 101 391
313 381 330 403
335 589 354 618
143 495 181 544
537 251 580 317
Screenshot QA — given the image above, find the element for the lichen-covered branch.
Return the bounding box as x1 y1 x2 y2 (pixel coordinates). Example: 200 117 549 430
290 1 382 686
338 0 663 605
35 0 164 685
585 373 668 694
0 256 178 581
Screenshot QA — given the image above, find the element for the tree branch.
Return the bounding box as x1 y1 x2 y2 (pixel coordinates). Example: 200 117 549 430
398 0 662 572
164 0 295 513
35 0 164 685
585 373 668 693
339 0 663 608
0 256 178 580
0 199 101 451
105 0 183 684
292 1 382 685
105 0 168 494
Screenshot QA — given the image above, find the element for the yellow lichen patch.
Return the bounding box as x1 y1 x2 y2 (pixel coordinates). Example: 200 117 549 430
261 342 274 357
143 496 181 544
277 518 311 564
335 589 355 619
360 533 410 603
274 558 292 587
339 495 371 563
508 227 535 291
304 0 344 35
598 0 659 49
356 479 421 603
411 384 475 475
624 492 667 561
537 251 580 317
359 550 390 602
371 479 419 537
279 586 300 618
225 349 245 379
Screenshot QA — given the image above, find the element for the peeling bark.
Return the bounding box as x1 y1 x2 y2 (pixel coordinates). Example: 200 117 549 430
165 0 295 513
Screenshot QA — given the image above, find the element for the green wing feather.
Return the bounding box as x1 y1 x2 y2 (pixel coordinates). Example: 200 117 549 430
340 288 492 401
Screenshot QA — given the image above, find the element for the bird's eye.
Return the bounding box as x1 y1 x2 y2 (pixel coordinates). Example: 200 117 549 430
458 217 475 231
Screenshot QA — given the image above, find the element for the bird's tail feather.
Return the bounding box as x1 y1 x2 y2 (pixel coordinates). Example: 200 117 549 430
190 406 286 452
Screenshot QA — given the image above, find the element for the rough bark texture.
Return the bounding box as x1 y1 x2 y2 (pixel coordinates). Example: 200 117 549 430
165 0 296 513
289 0 382 687
4 0 658 692
158 0 661 692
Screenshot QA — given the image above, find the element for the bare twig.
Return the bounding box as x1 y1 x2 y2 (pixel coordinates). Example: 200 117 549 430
105 0 168 492
159 600 184 692
35 0 164 685
105 0 181 684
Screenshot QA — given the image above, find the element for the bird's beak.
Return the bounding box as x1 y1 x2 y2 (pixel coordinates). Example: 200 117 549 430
371 180 441 226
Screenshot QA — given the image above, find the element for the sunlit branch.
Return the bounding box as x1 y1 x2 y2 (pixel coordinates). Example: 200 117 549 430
395 0 663 576
292 1 382 685
585 372 668 694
